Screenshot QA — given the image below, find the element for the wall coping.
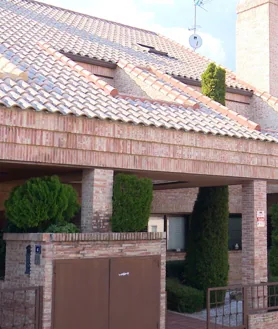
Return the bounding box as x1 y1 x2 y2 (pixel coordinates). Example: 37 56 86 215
3 232 166 242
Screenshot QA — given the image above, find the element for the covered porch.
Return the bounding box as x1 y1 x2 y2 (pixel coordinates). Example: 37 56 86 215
0 157 272 287
1 106 278 329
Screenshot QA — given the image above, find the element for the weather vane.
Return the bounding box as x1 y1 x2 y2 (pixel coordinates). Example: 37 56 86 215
189 0 212 51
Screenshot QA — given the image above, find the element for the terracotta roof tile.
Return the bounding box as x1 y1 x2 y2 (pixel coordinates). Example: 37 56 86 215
0 0 275 142
0 0 250 91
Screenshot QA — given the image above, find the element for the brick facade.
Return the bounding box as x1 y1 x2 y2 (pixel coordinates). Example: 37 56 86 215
248 312 278 329
242 180 268 285
3 232 166 329
1 107 278 180
152 185 243 214
237 0 278 97
81 169 113 232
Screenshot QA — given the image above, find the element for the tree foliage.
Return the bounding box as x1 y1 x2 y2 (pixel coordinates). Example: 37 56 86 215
186 187 229 292
112 174 153 232
269 204 278 276
5 176 80 232
201 62 226 106
186 63 229 297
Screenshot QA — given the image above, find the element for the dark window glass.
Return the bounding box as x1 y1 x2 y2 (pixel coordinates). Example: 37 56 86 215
228 215 242 250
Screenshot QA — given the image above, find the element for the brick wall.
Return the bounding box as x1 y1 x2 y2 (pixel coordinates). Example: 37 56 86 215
2 107 278 180
228 251 242 285
236 0 272 95
81 169 113 232
249 312 278 329
152 185 243 214
3 232 166 329
242 181 268 285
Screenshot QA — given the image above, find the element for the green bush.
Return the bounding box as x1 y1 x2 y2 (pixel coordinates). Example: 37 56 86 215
201 62 226 106
166 261 185 282
269 204 278 276
45 223 80 233
5 176 80 232
166 278 204 313
268 276 278 307
186 187 229 295
112 174 153 232
0 230 5 279
185 63 229 301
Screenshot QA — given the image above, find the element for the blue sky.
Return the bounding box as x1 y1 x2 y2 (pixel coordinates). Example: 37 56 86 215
44 0 238 71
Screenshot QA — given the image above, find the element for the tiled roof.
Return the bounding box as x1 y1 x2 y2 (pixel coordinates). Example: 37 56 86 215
0 39 274 142
0 0 249 91
117 59 260 131
0 0 276 142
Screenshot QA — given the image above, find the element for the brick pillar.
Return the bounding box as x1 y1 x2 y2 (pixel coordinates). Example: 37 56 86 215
81 169 114 233
242 180 267 285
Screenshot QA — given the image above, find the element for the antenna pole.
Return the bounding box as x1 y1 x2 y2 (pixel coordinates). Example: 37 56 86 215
194 3 197 34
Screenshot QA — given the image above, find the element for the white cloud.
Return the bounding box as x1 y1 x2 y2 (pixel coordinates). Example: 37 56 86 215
149 24 226 65
141 0 174 4
44 0 226 65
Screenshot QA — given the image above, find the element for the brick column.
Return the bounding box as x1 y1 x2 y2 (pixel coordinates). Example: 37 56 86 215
242 180 267 285
81 169 114 233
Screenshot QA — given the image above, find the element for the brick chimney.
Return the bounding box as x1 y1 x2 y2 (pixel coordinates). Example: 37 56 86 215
236 0 278 96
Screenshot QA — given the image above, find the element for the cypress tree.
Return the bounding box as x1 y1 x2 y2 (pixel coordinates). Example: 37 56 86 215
186 63 229 295
270 204 278 276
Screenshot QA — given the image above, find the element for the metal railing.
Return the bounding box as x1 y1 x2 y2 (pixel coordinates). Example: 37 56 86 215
207 282 278 329
0 286 43 329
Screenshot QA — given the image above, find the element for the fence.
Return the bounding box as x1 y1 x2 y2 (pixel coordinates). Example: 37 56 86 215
0 286 43 329
207 282 278 329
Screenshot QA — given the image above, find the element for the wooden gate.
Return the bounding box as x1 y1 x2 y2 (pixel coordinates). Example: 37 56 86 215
52 256 161 329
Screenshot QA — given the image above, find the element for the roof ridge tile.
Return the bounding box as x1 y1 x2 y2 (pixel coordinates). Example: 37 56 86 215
38 42 118 97
149 66 261 131
117 59 199 109
118 93 199 110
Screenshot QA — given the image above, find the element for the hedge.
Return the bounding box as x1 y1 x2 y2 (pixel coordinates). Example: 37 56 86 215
166 261 185 282
186 186 229 295
268 276 278 307
166 278 204 313
112 174 153 232
270 204 278 276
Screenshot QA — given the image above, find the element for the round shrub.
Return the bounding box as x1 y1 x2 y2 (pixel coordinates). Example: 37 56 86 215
5 176 80 232
112 174 153 232
166 278 204 313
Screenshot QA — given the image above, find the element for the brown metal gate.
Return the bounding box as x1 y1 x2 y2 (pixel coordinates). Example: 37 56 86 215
109 256 161 329
52 259 110 329
52 256 161 329
0 286 43 329
207 282 278 329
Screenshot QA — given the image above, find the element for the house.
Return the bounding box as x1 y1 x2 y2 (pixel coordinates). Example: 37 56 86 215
0 0 278 327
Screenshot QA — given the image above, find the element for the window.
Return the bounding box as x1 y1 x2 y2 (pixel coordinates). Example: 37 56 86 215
148 216 188 251
151 225 158 233
167 217 187 251
228 215 242 250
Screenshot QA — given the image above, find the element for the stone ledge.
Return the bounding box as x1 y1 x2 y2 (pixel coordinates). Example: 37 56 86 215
4 232 166 242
